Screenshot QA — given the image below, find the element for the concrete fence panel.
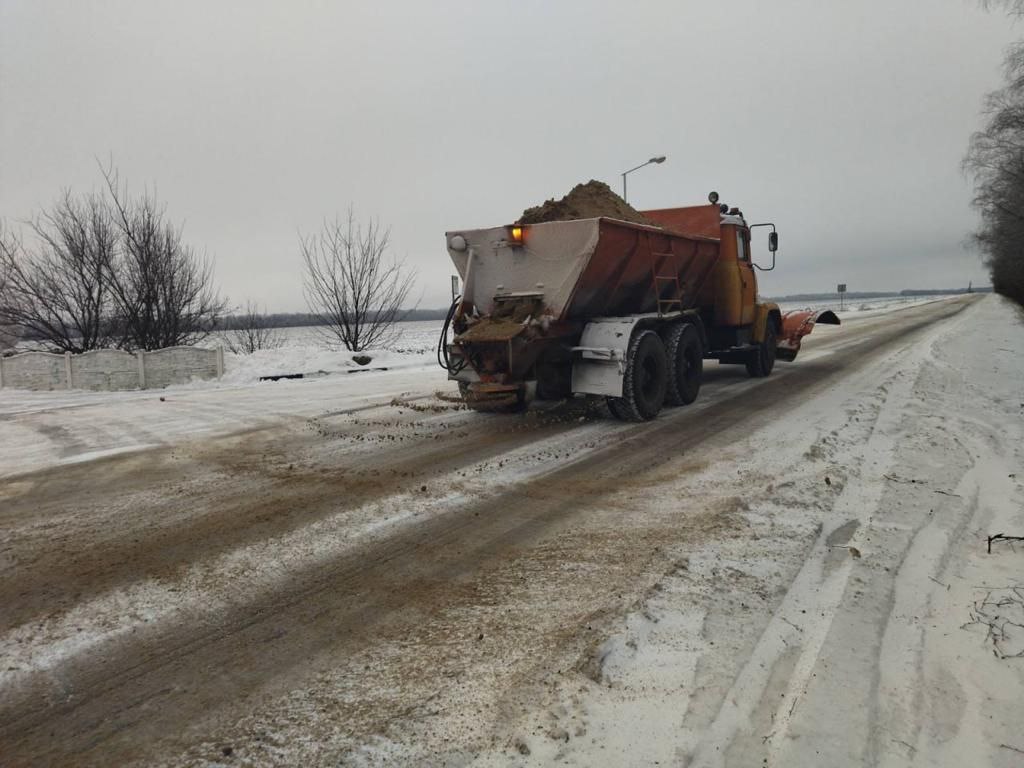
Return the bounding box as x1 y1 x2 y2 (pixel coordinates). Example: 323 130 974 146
0 351 67 390
142 346 221 390
71 349 139 390
0 346 223 391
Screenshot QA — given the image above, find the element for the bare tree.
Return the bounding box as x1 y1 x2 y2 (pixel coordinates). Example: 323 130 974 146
0 223 20 350
224 300 283 354
0 222 11 302
301 210 416 352
0 224 9 288
0 194 118 352
101 166 227 350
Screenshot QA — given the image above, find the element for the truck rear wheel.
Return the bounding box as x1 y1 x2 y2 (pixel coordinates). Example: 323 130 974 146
665 323 703 405
606 330 668 421
745 321 777 378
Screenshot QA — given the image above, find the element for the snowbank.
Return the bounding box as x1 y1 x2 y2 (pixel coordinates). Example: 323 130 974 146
216 320 442 384
220 344 433 385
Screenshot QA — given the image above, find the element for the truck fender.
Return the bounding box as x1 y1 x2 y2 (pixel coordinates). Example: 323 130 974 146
570 316 646 397
570 313 701 397
752 302 782 344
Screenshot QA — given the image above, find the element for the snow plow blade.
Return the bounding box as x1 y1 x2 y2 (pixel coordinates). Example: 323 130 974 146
777 309 840 362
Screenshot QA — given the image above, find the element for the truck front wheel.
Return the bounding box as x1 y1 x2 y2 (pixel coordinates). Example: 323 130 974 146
746 321 777 378
607 330 668 421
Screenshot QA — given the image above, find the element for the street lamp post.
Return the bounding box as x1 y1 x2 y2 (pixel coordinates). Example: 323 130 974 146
621 155 666 202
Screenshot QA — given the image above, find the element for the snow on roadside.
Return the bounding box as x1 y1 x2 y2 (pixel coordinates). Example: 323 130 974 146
0 366 451 479
0 317 448 477
464 294 1024 767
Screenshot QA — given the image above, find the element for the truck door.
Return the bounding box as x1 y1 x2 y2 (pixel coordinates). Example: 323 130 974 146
736 229 756 325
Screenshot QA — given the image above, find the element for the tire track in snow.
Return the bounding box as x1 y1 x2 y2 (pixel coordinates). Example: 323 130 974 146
684 302 978 767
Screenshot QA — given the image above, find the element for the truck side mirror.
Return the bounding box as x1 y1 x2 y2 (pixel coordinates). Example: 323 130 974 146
768 232 778 252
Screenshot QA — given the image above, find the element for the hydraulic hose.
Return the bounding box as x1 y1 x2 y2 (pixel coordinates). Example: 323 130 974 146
436 296 467 374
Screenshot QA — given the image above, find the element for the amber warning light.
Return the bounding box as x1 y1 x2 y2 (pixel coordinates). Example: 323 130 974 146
510 226 524 244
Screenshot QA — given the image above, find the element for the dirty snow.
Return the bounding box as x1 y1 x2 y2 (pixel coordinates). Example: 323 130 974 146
1 295 1021 767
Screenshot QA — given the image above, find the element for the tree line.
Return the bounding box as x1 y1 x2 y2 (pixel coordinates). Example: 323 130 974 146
966 1 1024 307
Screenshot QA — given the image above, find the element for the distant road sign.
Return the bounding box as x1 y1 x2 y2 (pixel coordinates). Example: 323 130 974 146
837 283 847 293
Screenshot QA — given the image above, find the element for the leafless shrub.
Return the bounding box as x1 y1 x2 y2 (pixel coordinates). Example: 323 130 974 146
101 165 227 350
224 300 283 354
301 209 416 352
0 194 118 352
962 588 1024 659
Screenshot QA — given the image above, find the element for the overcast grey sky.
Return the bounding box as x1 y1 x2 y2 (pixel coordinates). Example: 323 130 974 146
1 0 1019 310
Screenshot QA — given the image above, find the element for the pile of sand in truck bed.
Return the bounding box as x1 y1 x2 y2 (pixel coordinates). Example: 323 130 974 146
517 180 656 226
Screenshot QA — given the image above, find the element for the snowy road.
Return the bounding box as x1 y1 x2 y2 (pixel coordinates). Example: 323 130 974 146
1 294 1022 767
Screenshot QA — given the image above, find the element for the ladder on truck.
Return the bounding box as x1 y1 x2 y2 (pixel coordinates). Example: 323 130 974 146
648 232 684 316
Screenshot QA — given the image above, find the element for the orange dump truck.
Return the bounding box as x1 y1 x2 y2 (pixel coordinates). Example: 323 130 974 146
438 194 838 420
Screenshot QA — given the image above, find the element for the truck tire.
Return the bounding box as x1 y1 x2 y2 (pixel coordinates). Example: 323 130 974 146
665 322 703 405
745 321 777 378
606 330 668 421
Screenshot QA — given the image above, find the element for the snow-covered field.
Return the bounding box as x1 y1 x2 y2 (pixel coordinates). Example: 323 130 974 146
4 297 960 389
1 294 1021 767
777 292 964 317
214 296 961 384
211 319 442 384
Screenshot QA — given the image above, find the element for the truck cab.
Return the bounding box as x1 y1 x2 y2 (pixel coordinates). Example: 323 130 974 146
641 201 779 372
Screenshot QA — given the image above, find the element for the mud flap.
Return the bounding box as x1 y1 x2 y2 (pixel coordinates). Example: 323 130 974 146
570 316 642 397
777 309 840 361
571 359 624 397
